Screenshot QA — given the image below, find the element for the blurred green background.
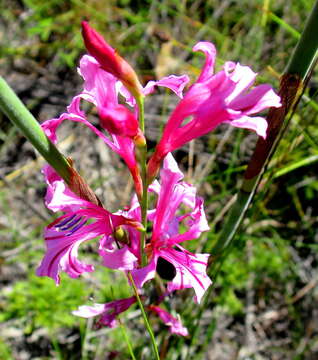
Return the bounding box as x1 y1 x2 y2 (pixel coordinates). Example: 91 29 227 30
0 0 317 359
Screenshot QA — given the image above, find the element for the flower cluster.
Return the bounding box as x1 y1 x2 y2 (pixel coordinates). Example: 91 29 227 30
37 22 281 336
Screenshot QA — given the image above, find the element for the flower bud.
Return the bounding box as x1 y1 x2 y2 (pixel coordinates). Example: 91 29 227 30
113 226 130 245
81 21 143 99
99 105 139 138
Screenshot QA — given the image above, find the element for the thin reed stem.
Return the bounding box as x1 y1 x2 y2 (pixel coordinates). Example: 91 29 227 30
128 272 160 360
0 76 101 206
136 96 149 266
118 318 137 360
208 0 318 279
0 76 71 183
175 3 318 357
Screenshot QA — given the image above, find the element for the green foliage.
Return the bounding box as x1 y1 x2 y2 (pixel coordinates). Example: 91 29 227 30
0 273 88 331
0 339 13 360
216 287 244 315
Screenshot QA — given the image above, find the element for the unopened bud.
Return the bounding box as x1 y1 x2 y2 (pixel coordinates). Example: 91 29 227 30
133 129 146 148
99 105 139 138
114 226 130 245
81 21 143 100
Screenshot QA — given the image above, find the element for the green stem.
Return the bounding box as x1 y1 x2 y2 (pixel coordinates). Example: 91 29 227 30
128 272 160 360
140 148 149 266
137 95 145 133
0 76 71 183
285 0 318 77
136 96 148 266
0 76 102 206
208 0 318 277
118 318 137 360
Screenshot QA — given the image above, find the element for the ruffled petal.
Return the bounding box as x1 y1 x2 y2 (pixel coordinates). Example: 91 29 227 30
151 154 186 242
225 63 257 104
169 197 209 245
42 166 90 213
160 248 211 303
229 84 282 114
193 41 217 83
77 54 118 109
72 303 106 317
131 258 157 289
36 221 100 284
99 244 138 271
149 306 189 336
228 115 268 139
41 118 63 144
143 75 190 98
73 296 137 327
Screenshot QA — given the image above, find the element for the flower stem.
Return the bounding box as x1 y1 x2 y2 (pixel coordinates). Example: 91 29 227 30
137 95 145 133
0 76 71 183
0 76 101 206
136 95 148 266
285 0 318 78
128 272 160 360
118 318 137 360
207 0 318 278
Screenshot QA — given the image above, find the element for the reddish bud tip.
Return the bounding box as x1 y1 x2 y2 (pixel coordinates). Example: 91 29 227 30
81 21 143 99
81 21 118 77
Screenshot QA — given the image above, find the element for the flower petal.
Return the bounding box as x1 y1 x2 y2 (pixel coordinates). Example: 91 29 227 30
77 54 118 109
169 197 209 245
131 258 157 289
228 115 268 139
225 63 257 104
36 221 100 284
143 75 190 98
229 84 282 114
99 243 138 271
161 248 212 303
149 306 189 336
193 41 217 83
151 154 186 242
73 296 137 327
43 166 90 213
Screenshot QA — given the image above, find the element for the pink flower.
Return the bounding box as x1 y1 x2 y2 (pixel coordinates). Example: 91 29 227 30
147 42 281 180
132 154 212 303
41 55 143 196
73 296 137 328
81 21 190 103
36 166 142 285
149 305 189 336
41 49 190 197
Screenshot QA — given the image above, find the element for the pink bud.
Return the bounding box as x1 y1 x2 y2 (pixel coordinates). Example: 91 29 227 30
81 21 143 99
99 105 139 138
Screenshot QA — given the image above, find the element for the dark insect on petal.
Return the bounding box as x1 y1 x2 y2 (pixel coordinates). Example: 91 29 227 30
156 257 176 281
